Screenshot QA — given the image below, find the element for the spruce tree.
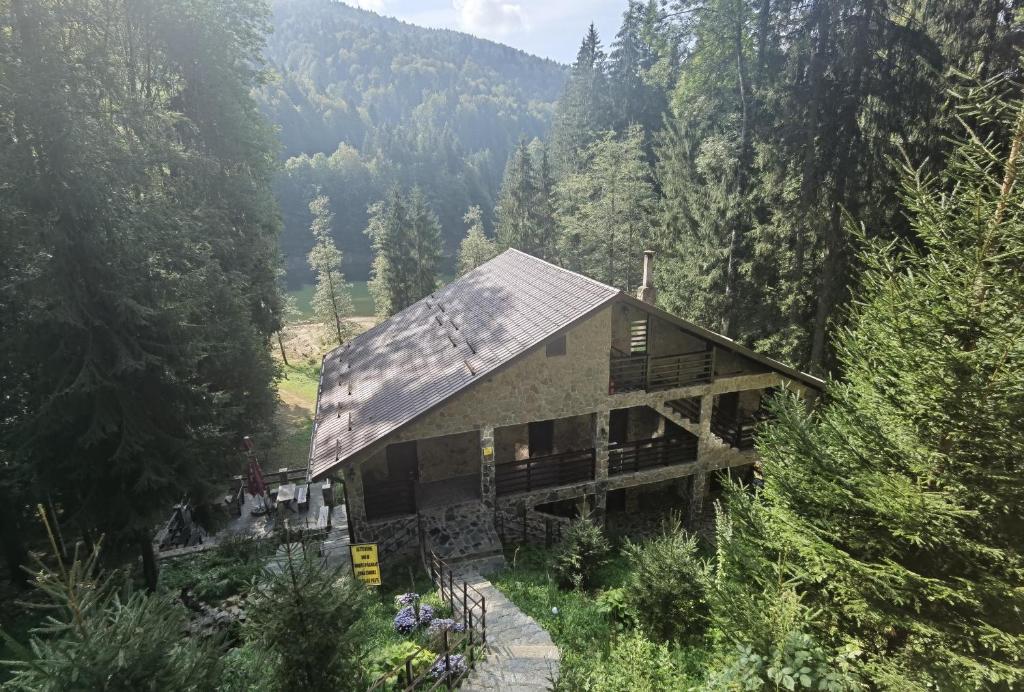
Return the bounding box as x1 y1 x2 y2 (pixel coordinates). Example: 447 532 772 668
725 81 1024 688
458 206 498 274
495 139 537 253
555 125 656 290
365 187 414 316
406 186 443 301
307 194 355 346
550 24 612 175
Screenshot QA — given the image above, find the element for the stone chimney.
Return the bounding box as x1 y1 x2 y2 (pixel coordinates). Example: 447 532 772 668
637 250 657 304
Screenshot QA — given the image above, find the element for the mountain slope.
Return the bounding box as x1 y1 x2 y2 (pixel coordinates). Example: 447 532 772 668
260 0 567 284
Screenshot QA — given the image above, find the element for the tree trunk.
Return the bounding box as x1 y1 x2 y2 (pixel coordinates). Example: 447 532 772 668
139 532 159 592
277 330 289 366
0 502 29 589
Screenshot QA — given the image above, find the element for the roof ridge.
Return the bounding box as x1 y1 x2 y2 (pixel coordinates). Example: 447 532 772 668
503 248 623 295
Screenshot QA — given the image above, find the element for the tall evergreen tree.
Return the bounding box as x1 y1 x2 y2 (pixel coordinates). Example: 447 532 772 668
307 194 355 346
550 24 612 174
366 187 413 317
722 82 1024 688
458 206 499 274
406 187 443 301
495 140 538 253
0 0 282 587
556 125 657 290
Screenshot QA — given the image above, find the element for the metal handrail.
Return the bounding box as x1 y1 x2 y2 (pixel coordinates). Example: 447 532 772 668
494 448 595 496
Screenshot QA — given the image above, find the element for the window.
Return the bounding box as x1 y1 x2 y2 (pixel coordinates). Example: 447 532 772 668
545 334 566 357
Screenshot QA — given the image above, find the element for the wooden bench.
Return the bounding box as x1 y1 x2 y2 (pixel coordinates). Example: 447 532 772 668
296 483 309 512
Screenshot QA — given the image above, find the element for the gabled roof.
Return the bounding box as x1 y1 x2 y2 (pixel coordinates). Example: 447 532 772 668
308 249 824 479
308 249 618 478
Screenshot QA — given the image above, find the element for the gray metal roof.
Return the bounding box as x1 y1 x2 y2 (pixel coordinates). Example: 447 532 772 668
308 249 619 478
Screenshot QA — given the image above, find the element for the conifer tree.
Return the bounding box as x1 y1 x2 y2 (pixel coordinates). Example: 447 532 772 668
2 541 221 690
406 186 443 301
366 187 413 316
495 139 537 253
458 206 498 274
724 81 1024 688
550 25 612 174
307 194 355 346
555 125 656 290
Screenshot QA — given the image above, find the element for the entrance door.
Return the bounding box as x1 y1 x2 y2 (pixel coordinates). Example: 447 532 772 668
386 441 419 481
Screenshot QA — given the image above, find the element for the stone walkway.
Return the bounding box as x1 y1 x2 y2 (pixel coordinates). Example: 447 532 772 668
456 572 560 692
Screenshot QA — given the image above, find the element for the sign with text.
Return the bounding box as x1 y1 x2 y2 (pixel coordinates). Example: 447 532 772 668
350 543 382 586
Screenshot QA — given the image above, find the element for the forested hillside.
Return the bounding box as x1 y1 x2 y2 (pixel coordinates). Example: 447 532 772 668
489 0 1020 374
261 0 566 284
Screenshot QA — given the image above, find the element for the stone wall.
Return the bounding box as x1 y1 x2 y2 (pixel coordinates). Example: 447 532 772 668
358 513 420 560
495 504 572 547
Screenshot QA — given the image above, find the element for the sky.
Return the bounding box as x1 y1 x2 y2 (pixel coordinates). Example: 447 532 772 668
346 0 626 64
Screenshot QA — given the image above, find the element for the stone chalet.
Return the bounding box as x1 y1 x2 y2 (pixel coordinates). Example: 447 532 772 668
308 249 822 565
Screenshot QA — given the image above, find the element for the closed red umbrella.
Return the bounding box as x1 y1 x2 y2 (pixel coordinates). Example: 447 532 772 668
246 459 267 497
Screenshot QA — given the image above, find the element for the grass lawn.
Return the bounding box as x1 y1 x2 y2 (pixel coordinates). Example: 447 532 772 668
290 281 375 319
276 362 320 410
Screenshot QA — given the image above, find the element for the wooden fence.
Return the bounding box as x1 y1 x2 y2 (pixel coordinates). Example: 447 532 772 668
609 349 714 393
607 436 698 475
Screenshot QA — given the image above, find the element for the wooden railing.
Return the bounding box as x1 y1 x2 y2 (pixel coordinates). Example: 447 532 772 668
364 478 416 520
609 350 714 393
494 449 595 496
607 436 698 476
367 553 486 691
495 506 568 547
710 407 761 451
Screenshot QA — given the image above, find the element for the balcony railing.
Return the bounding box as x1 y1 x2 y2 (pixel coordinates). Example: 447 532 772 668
495 449 596 496
609 349 714 393
607 436 698 475
710 406 762 451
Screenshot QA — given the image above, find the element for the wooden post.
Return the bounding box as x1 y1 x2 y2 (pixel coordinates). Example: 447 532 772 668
443 629 452 690
481 594 486 645
449 571 455 612
405 657 413 686
468 610 475 665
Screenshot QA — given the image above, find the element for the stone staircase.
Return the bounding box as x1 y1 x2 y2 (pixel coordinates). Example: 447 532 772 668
320 503 352 571
419 500 505 573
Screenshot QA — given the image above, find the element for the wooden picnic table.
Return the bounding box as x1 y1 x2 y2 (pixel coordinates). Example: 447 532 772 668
276 482 297 512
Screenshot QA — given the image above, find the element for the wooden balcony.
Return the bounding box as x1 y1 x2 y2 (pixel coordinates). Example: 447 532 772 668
607 436 698 476
495 449 596 496
609 349 714 393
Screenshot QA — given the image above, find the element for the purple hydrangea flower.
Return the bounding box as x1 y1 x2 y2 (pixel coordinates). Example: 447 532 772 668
427 618 467 635
430 653 467 681
392 604 435 634
395 592 419 607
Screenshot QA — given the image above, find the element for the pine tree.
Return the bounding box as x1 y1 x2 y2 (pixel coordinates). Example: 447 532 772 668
550 24 612 175
528 138 559 261
495 139 537 254
406 186 443 301
307 194 355 346
2 539 221 690
555 125 656 290
365 187 413 316
244 539 372 692
458 206 499 274
725 82 1024 688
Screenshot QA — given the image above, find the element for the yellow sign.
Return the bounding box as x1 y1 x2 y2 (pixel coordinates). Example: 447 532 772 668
350 543 382 586
482 446 494 458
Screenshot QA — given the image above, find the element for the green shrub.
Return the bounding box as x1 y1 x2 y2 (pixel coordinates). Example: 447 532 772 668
594 587 637 633
553 518 611 590
364 641 436 690
160 536 271 602
624 513 710 643
587 631 678 692
219 641 279 692
706 629 861 691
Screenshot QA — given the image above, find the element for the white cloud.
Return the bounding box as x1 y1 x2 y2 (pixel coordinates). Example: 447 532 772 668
453 0 528 36
351 0 387 12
